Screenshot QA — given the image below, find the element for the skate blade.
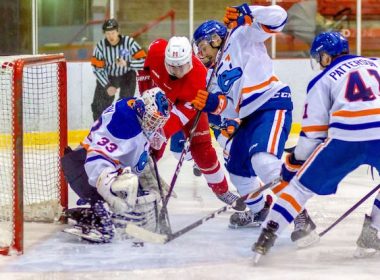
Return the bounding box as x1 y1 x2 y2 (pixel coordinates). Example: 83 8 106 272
228 222 262 229
252 252 263 265
353 246 378 258
295 230 320 248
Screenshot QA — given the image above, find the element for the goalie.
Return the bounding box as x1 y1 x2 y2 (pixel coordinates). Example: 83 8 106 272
61 87 170 243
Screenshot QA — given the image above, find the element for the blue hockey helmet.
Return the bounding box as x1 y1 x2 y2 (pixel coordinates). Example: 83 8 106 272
310 32 349 62
193 20 227 46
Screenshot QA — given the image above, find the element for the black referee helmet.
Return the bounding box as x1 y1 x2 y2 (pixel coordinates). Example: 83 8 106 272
102 18 119 32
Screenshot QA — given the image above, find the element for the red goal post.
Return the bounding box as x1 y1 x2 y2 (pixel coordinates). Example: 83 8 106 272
0 54 68 255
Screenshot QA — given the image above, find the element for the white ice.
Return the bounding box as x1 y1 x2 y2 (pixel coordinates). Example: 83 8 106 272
0 138 380 280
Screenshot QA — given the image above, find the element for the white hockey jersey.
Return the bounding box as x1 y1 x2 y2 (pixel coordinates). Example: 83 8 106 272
209 5 289 119
295 55 380 160
82 99 150 187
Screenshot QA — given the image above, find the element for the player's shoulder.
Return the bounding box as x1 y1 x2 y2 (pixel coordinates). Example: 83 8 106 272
307 55 358 93
106 99 142 140
147 39 168 55
146 39 167 67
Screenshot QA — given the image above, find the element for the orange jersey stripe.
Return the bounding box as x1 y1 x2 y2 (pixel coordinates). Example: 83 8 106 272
272 180 288 195
81 142 90 150
91 57 105 68
297 138 330 177
261 24 279 34
241 76 279 94
81 142 121 165
132 50 147 59
302 125 329 133
332 108 380 117
270 110 284 154
280 192 302 212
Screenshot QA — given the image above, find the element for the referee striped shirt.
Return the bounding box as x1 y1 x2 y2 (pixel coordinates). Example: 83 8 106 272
91 35 146 88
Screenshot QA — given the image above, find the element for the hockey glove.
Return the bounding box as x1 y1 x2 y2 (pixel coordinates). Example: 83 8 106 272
281 153 305 183
191 90 227 114
149 127 167 150
221 118 240 138
223 3 253 29
150 140 167 161
137 69 155 94
96 167 138 213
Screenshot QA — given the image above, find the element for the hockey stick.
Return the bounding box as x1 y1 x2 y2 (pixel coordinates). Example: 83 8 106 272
239 177 282 202
284 146 296 153
151 155 172 234
126 177 279 244
161 28 234 209
318 183 380 237
126 203 232 244
161 111 202 208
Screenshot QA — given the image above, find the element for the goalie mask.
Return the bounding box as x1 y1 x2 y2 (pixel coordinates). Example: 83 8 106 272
164 36 193 79
134 87 170 138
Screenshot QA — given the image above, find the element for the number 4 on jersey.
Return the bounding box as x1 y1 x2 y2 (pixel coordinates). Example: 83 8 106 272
345 70 380 102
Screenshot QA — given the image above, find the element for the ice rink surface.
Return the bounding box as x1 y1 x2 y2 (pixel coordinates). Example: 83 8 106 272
0 139 379 280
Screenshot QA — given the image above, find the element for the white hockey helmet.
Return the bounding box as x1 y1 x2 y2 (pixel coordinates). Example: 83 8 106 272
164 36 193 78
134 87 170 136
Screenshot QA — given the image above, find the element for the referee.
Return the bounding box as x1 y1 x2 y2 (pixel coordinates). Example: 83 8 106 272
90 18 146 120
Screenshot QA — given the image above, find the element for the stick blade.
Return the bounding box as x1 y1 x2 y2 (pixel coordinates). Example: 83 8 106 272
125 224 168 244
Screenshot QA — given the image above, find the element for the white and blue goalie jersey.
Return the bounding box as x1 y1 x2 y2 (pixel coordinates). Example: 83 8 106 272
82 99 150 187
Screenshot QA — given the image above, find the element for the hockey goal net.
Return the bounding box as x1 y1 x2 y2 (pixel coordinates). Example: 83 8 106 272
0 54 68 255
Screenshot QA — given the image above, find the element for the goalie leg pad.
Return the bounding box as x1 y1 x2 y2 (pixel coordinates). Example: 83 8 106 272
112 190 160 233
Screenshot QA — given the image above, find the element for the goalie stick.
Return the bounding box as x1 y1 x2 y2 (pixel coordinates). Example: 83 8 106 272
125 203 231 244
126 177 280 244
151 155 172 234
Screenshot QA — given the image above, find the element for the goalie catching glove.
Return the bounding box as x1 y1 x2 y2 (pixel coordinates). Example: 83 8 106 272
96 167 138 213
191 90 227 114
223 3 253 29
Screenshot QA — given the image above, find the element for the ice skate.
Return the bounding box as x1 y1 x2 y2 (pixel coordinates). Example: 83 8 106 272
291 209 319 248
229 195 272 229
216 191 246 211
64 207 93 222
252 220 279 263
64 201 115 243
193 163 202 177
354 215 380 258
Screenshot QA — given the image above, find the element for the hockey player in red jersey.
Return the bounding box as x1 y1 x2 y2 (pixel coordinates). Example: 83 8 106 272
138 36 243 208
